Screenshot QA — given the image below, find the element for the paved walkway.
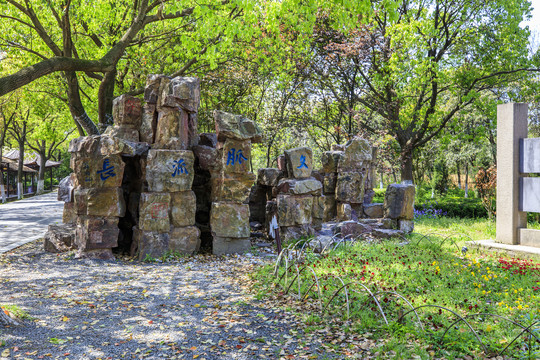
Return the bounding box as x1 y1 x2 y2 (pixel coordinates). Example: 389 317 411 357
0 191 63 253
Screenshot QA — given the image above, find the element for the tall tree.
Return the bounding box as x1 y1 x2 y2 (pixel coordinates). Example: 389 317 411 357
308 0 533 181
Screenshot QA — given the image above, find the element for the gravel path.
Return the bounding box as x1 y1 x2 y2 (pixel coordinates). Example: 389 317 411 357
0 241 346 360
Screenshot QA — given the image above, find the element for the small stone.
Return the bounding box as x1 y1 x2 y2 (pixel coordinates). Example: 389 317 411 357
44 223 76 253
372 228 404 239
112 95 142 128
284 147 312 179
139 192 171 233
335 221 371 238
399 220 414 234
58 175 74 202
170 191 196 227
146 149 194 192
336 202 352 221
169 226 201 254
210 202 250 238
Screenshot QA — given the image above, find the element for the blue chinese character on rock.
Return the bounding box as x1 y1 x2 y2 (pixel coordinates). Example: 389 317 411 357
172 159 188 177
226 148 248 166
297 155 308 169
97 159 116 181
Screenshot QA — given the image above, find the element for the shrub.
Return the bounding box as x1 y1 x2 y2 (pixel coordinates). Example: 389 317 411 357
475 166 496 219
415 197 487 218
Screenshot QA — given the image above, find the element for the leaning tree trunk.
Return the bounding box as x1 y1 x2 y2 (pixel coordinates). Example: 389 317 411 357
65 71 100 136
400 148 414 184
0 307 20 326
0 146 5 204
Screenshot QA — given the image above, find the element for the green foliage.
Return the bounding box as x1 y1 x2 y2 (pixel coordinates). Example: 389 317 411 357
431 160 449 196
416 197 487 219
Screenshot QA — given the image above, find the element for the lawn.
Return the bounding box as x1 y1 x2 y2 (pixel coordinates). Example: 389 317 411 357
255 217 540 359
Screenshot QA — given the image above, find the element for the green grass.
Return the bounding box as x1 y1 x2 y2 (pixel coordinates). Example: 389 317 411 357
255 218 540 359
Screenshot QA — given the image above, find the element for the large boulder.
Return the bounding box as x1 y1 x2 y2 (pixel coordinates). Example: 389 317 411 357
169 226 201 254
134 229 170 261
321 151 344 173
72 153 125 189
75 216 119 251
213 110 263 143
146 149 194 192
257 168 283 187
86 187 126 217
103 125 139 142
277 194 313 227
211 172 256 203
384 183 415 220
154 107 189 150
284 147 313 179
335 172 365 203
58 175 75 202
276 178 322 196
210 202 250 238
112 95 142 128
138 192 171 233
144 74 168 104
159 76 200 113
221 139 251 174
170 191 196 227
140 104 157 144
338 137 372 172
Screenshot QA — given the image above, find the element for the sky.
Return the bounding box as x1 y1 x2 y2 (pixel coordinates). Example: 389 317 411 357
524 0 540 35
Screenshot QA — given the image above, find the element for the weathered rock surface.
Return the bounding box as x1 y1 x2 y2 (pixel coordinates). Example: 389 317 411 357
335 172 365 203
193 145 219 171
113 95 142 128
336 202 353 221
160 76 200 113
276 178 322 196
277 194 313 227
75 216 119 250
135 229 170 261
284 147 312 179
140 104 157 144
257 168 283 187
321 151 344 173
214 110 263 143
103 125 140 142
138 192 171 233
44 223 76 253
154 107 189 150
399 220 414 234
170 191 196 227
146 149 194 192
364 203 384 218
372 228 404 239
213 237 251 255
221 138 251 173
63 202 77 224
280 225 315 242
322 196 337 221
58 175 74 202
144 74 168 104
323 173 337 195
169 226 201 254
384 183 415 220
335 221 371 238
338 137 372 171
212 172 256 203
210 202 250 238
72 154 124 189
86 187 126 217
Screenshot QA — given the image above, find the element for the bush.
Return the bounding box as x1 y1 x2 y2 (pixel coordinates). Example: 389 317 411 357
415 197 487 218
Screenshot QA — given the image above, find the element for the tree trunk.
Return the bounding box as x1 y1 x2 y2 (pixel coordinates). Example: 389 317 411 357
464 163 469 198
17 122 26 200
400 148 414 183
37 149 47 195
0 145 5 204
456 162 462 189
97 69 117 132
65 71 100 136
